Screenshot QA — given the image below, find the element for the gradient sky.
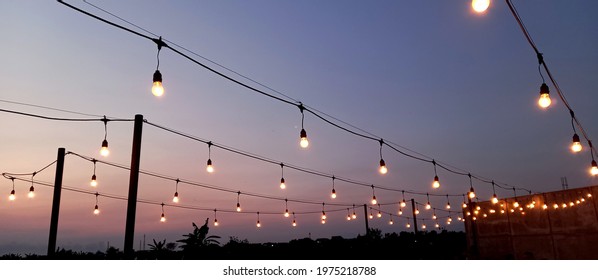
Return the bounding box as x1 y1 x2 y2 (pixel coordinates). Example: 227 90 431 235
0 0 597 255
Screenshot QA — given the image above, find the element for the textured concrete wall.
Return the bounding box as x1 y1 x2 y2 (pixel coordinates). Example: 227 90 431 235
465 185 598 259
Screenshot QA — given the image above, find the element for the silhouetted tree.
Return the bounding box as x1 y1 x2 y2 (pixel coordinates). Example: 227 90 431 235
177 218 221 258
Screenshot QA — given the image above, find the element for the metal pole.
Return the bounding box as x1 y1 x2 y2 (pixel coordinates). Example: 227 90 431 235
124 114 143 258
411 199 419 234
363 204 370 237
47 147 65 257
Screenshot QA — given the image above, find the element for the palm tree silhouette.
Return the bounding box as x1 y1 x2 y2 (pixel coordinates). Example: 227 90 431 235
177 218 221 256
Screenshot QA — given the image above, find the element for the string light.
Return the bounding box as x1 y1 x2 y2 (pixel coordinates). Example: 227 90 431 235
256 212 261 228
369 210 374 220
371 185 377 205
378 139 388 175
236 191 241 212
321 203 327 220
160 203 166 222
491 181 499 204
435 223 440 228
351 205 357 220
9 178 16 201
93 192 100 215
172 179 180 203
330 176 336 199
398 207 403 216
467 174 476 199
406 218 411 228
151 37 164 97
422 223 427 230
400 191 407 208
90 159 98 187
213 209 219 226
432 210 437 220
346 209 351 221
538 83 551 109
298 104 309 148
432 160 440 189
414 205 420 215
206 142 214 173
389 215 394 225
462 195 468 208
445 195 451 209
275 163 286 190
425 193 432 210
292 212 297 227
571 129 582 153
377 204 382 218
512 188 519 208
590 144 598 175
100 116 110 157
471 0 490 13
28 172 36 198
284 199 290 218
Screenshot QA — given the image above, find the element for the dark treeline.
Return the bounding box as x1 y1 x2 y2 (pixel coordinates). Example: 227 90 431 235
1 221 467 260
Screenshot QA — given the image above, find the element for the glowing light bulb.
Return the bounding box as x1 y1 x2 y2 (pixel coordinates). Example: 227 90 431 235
152 70 164 97
425 202 431 210
284 209 290 218
400 200 407 208
9 190 16 201
513 201 519 208
257 221 261 228
347 215 351 221
562 203 567 208
236 203 241 212
292 220 297 227
576 200 581 204
538 83 551 108
462 202 468 208
406 223 411 228
569 201 575 207
371 195 377 205
352 212 357 219
489 209 495 214
206 159 214 173
160 213 166 222
571 134 582 153
214 219 219 226
93 205 100 215
369 213 373 219
591 160 598 176
398 209 403 215
379 159 388 175
280 178 286 189
468 188 476 199
415 209 420 215
172 192 179 203
377 211 382 218
90 174 98 187
299 129 309 148
588 193 593 198
491 194 498 204
483 213 488 218
435 223 440 228
472 0 490 13
28 186 35 198
331 189 336 199
322 211 327 220
446 202 451 210
432 214 437 220
321 219 326 224
422 224 427 229
432 176 440 189
100 140 109 157
389 220 394 225
553 203 559 209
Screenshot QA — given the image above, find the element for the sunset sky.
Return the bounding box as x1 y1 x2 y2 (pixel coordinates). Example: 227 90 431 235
0 0 597 255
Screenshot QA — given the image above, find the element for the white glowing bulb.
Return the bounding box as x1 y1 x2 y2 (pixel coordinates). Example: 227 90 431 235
100 140 109 157
206 159 214 173
93 205 100 215
292 220 297 227
172 192 179 203
377 212 382 218
299 129 309 148
28 187 35 198
331 189 336 199
379 159 388 175
472 0 490 13
425 203 431 210
491 195 499 204
406 223 411 228
257 221 261 228
432 176 440 189
538 93 551 108
9 190 16 201
284 210 290 218
371 196 377 205
90 175 98 187
152 82 164 97
446 203 451 210
160 214 166 222
236 203 241 212
214 219 219 226
591 161 598 176
280 178 286 189
400 200 407 208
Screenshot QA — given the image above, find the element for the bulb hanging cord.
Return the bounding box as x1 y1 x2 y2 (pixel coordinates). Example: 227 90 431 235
102 115 108 141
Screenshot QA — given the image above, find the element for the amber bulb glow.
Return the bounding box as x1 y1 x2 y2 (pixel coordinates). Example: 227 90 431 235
90 175 98 187
446 202 451 210
236 203 241 212
93 205 100 215
471 0 490 13
468 188 476 199
513 201 519 208
377 211 382 218
206 159 214 173
214 219 219 226
299 129 309 148
538 83 551 108
379 159 388 175
331 189 336 199
292 220 297 227
406 223 411 228
160 213 166 222
280 178 286 189
28 186 35 198
100 140 109 157
591 160 598 176
389 220 394 225
462 202 468 209
369 213 373 219
351 212 357 219
284 209 290 218
152 70 164 97
257 221 261 228
432 176 440 189
9 190 16 201
347 215 351 221
371 195 377 205
415 209 420 215
400 200 407 208
425 202 431 210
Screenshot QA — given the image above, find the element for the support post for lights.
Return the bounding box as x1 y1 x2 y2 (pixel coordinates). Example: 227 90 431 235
411 199 418 235
47 147 65 258
363 204 370 237
466 196 479 259
124 114 144 258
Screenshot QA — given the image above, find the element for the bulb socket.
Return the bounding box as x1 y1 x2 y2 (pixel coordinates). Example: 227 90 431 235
540 83 549 94
153 70 162 83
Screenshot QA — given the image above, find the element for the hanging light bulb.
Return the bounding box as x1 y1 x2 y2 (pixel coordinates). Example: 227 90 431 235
9 189 16 201
236 191 242 212
321 211 327 220
432 212 437 220
471 0 490 13
346 209 352 221
398 208 403 215
379 159 388 175
172 179 180 203
389 218 394 225
100 139 109 157
28 186 35 199
377 210 382 218
330 176 336 199
280 178 286 189
93 204 100 215
425 194 432 210
90 174 97 187
160 203 166 222
445 195 451 209
422 224 427 230
492 194 499 204
292 212 297 227
538 83 551 108
371 186 377 205
401 200 407 208
352 206 357 219
284 200 290 218
299 129 309 148
214 209 219 226
406 222 411 228
587 193 593 198
90 160 98 187
369 213 374 219
321 218 326 224
206 142 214 173
415 207 420 215
432 176 440 189
553 203 559 209
152 70 164 97
571 134 582 153
590 160 598 176
513 200 520 208
468 187 476 199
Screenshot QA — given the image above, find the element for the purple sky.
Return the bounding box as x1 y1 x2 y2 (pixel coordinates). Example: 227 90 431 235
0 0 597 255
